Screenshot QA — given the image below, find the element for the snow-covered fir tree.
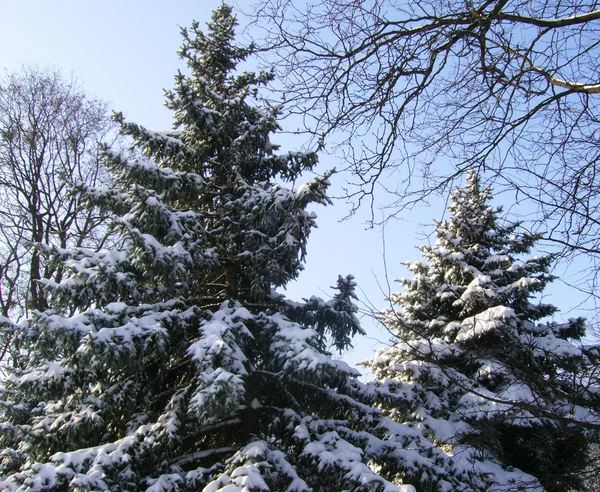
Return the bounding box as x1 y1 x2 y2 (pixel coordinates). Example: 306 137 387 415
368 171 600 491
0 7 510 492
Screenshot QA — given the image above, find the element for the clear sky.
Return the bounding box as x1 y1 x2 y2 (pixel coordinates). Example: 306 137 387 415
0 0 590 370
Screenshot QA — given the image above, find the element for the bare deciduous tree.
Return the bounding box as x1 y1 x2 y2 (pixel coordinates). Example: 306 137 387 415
0 67 114 366
255 0 600 289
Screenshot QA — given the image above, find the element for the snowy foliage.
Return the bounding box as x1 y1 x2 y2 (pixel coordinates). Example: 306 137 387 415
0 6 456 491
367 171 600 491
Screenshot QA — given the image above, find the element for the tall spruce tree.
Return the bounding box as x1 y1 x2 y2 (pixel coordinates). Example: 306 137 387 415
368 171 600 491
0 7 498 491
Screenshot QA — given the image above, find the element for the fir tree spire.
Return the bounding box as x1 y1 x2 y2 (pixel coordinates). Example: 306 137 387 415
185 4 241 88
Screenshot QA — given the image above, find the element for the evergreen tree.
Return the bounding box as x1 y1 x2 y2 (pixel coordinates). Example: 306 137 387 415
368 171 600 491
0 6 494 491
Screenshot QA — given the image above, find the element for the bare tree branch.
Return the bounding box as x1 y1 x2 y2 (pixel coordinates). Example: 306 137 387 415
0 67 115 369
254 0 600 293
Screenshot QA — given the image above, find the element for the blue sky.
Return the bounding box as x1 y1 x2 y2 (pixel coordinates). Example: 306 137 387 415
1 0 590 369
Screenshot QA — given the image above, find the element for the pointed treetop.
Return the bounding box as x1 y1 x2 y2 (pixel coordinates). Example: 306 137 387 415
179 3 254 91
465 169 480 194
444 171 497 240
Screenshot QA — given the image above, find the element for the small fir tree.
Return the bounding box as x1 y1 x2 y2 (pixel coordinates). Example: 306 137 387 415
0 7 499 491
368 171 600 491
